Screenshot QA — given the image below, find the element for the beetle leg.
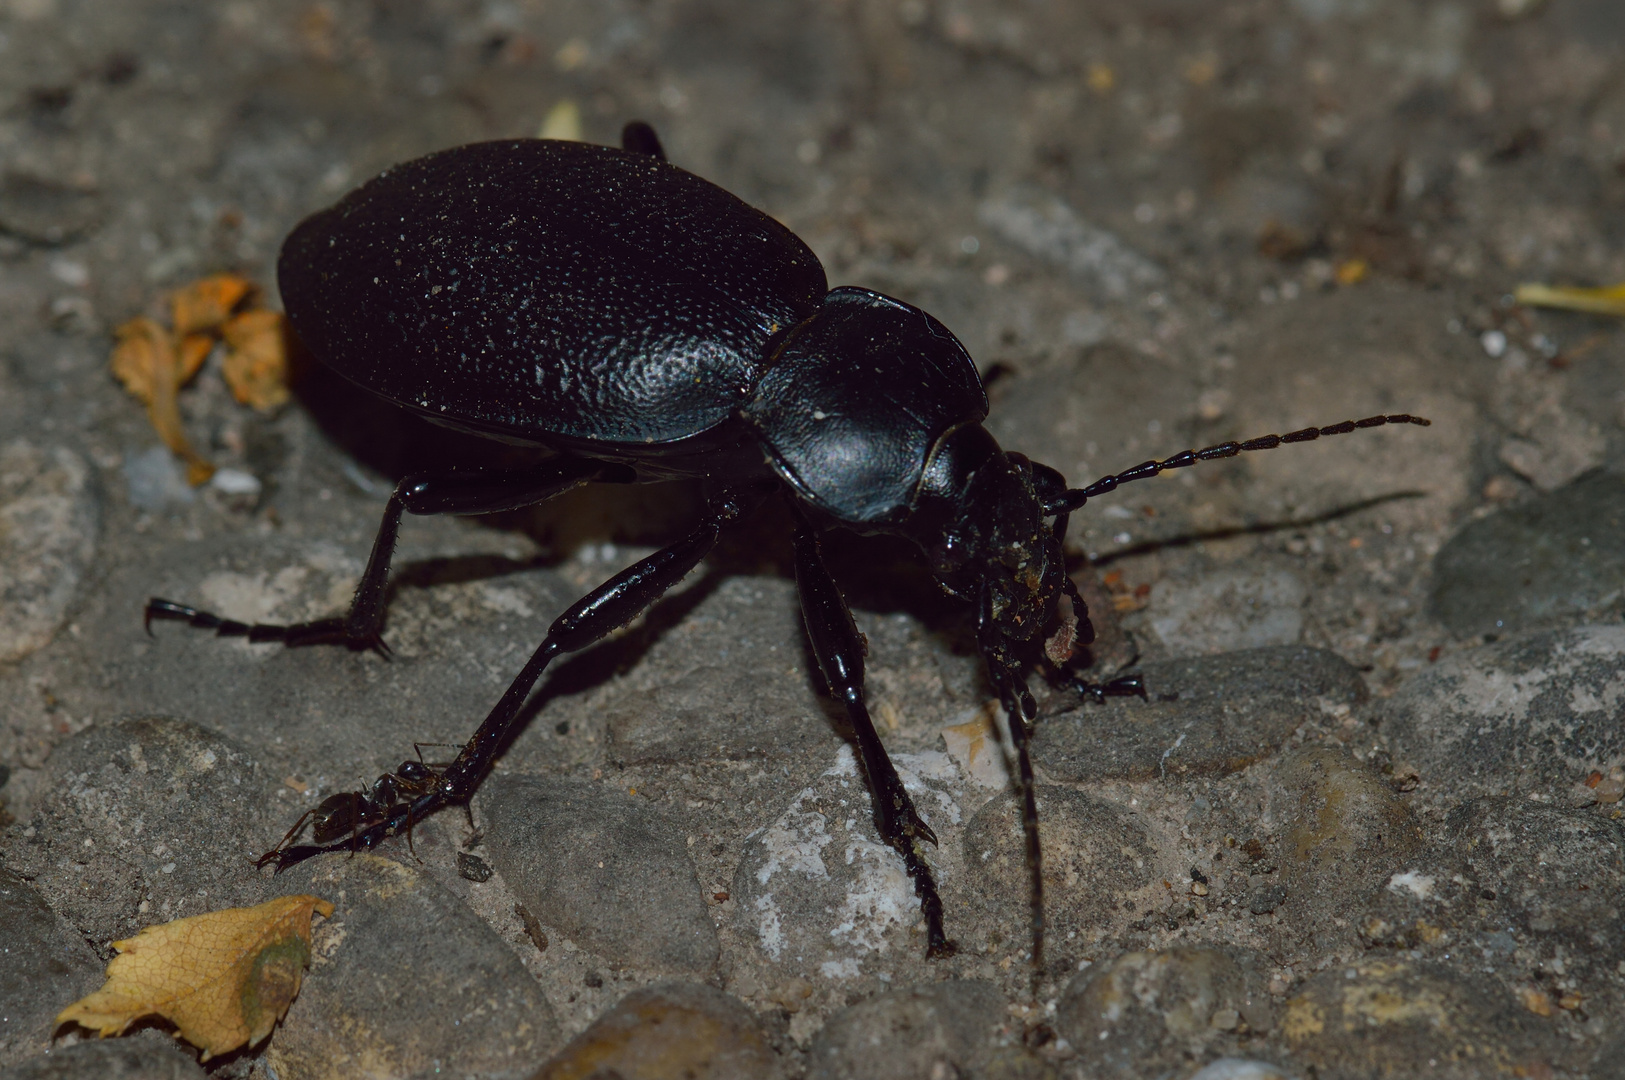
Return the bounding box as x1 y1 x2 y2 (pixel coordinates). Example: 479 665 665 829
620 120 666 160
264 485 768 871
978 606 1046 985
433 483 772 802
343 459 629 647
793 524 957 960
145 457 627 653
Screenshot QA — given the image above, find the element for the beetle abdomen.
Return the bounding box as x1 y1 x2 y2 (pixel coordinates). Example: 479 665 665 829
279 139 827 446
744 287 988 525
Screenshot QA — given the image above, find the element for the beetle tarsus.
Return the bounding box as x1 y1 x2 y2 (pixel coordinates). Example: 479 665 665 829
1073 672 1148 704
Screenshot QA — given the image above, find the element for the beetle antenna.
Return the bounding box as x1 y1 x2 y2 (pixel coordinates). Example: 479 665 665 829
1041 413 1429 516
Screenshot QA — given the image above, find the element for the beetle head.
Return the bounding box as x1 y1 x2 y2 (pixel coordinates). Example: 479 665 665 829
917 426 1063 645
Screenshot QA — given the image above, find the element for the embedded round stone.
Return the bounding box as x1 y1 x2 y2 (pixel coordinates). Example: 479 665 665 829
806 980 1021 1080
533 982 781 1080
11 717 277 949
1266 745 1423 906
0 866 102 1068
482 774 718 973
1429 470 1625 638
264 854 558 1077
0 1039 206 1079
1380 624 1625 801
1035 647 1366 782
1279 960 1556 1078
959 787 1164 970
1056 949 1272 1079
0 442 97 663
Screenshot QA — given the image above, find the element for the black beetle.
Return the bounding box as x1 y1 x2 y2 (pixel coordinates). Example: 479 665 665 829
149 121 1427 973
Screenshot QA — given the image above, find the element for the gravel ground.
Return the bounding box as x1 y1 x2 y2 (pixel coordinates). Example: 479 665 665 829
2 1 1624 1078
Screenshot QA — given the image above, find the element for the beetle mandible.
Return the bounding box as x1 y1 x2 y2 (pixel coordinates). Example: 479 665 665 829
148 121 1428 973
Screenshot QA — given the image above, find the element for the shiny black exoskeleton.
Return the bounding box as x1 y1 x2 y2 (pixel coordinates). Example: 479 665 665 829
148 121 1428 975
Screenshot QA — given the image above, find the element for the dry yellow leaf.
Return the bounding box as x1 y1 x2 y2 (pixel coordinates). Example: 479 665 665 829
221 310 292 411
109 317 215 485
170 272 254 337
57 894 334 1061
1515 281 1625 317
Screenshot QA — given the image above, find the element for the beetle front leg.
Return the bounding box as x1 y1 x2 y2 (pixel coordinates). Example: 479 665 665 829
794 524 957 960
979 618 1046 984
147 456 627 652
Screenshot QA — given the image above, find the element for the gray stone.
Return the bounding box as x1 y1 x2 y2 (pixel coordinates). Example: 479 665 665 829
976 187 1164 300
605 664 832 767
264 854 557 1080
1277 960 1558 1079
9 717 277 950
0 442 97 664
1265 746 1423 908
482 774 717 973
1056 949 1272 1079
0 174 104 246
1188 1059 1300 1080
533 982 783 1080
0 1039 205 1080
0 865 100 1067
1430 470 1625 637
806 980 1028 1080
1149 567 1308 654
729 749 946 986
1035 647 1367 782
959 788 1162 972
1358 798 1625 1002
1380 624 1625 801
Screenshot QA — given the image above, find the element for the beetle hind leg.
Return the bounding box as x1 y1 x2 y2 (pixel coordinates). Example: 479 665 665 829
146 458 623 655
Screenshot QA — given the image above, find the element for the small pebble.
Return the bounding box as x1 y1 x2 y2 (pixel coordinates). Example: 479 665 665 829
456 850 493 882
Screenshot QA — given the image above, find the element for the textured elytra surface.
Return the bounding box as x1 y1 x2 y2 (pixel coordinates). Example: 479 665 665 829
2 0 1625 1078
280 139 826 448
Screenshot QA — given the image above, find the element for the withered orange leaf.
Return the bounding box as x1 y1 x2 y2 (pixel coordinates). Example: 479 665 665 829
57 894 334 1061
177 333 216 385
221 310 292 412
109 316 214 485
170 272 254 337
109 316 175 407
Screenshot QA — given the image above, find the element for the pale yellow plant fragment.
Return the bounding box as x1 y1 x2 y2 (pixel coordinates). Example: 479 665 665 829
540 98 584 142
1514 282 1625 317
